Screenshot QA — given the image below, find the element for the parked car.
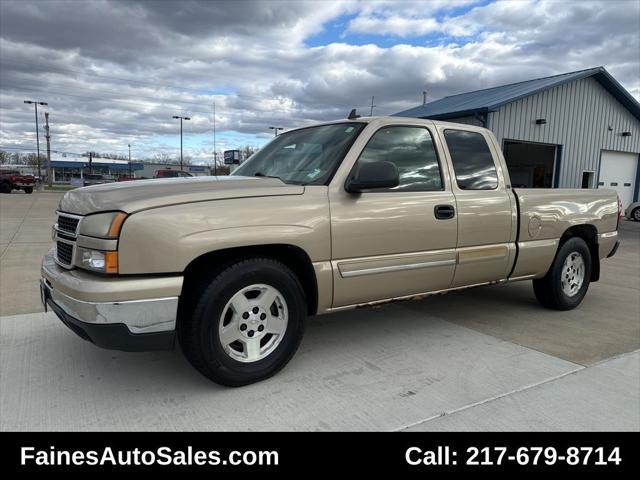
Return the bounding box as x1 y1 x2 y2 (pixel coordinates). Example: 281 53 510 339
153 169 192 178
625 201 640 221
83 173 115 186
0 169 35 193
41 116 620 386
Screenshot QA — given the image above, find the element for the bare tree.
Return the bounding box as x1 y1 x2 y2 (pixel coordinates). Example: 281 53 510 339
24 153 39 167
152 152 173 164
241 145 258 161
0 150 11 165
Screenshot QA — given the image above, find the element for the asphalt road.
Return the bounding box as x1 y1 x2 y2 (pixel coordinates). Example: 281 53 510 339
1 191 638 431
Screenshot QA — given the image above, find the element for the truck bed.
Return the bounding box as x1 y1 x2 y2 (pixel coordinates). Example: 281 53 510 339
510 188 619 279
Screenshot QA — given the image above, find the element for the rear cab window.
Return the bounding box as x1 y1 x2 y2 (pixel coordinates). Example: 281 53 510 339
443 129 498 190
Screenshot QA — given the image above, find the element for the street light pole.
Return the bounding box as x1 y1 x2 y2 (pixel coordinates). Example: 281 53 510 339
172 115 190 171
44 112 52 187
213 102 217 176
128 143 132 178
24 100 48 182
269 126 283 137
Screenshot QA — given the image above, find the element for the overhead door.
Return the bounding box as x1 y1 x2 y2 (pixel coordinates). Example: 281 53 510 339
504 140 557 188
598 150 638 209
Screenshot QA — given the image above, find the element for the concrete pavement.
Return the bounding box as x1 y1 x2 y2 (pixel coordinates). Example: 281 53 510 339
1 305 584 431
0 191 61 316
0 191 638 431
406 350 640 431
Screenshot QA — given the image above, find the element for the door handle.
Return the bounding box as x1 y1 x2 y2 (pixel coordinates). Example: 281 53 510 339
434 204 455 220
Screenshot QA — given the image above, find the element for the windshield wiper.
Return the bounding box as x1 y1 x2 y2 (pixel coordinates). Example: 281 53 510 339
254 172 307 185
254 172 282 180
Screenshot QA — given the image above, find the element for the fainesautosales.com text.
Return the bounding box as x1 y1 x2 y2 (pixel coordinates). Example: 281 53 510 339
20 446 279 467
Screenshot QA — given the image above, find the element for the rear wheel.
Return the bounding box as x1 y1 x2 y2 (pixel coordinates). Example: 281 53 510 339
179 258 306 386
0 182 11 194
533 237 591 310
632 207 640 222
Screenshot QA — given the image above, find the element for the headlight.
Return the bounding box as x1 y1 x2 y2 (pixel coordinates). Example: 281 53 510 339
79 212 127 239
77 247 118 273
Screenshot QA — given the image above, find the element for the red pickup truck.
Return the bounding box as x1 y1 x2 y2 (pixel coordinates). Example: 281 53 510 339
0 170 35 194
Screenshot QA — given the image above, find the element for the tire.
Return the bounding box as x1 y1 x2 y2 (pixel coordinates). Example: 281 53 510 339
0 182 11 194
632 207 640 222
24 186 33 194
533 237 591 311
179 258 306 386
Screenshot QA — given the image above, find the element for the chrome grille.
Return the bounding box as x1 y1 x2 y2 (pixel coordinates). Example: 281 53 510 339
57 214 80 235
54 213 80 268
56 241 74 266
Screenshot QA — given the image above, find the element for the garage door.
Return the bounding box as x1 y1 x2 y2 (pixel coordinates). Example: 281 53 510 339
598 150 638 209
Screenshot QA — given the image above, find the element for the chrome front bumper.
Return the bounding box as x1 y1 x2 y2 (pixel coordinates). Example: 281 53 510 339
41 249 182 351
40 277 178 334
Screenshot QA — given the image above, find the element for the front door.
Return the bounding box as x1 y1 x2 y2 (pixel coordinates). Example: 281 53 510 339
330 124 458 307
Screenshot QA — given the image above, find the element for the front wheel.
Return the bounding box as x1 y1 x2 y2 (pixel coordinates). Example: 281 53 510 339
632 207 640 222
533 237 591 310
24 186 33 194
179 258 306 386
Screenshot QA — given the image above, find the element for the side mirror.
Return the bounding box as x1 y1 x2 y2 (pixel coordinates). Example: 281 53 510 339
346 161 399 193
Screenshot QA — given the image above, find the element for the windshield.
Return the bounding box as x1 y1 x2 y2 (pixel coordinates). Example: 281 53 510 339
232 122 365 185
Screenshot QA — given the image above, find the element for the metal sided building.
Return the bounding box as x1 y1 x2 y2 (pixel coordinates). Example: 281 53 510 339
394 67 640 210
44 154 145 182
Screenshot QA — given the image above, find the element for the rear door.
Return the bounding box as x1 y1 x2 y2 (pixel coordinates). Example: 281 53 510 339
437 126 517 287
329 123 458 307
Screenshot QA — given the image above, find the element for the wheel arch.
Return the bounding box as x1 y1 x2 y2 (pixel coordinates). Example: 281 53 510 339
558 224 600 282
179 244 319 319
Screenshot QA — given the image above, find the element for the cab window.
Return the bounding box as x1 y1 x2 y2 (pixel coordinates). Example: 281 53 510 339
444 129 498 190
354 126 443 192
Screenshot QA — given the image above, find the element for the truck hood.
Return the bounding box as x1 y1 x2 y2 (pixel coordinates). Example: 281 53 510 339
59 176 304 215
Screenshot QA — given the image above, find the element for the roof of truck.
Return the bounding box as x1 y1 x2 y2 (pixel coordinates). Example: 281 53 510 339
286 116 488 134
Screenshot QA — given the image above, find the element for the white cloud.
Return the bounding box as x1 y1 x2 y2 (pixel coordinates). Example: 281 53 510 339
0 0 638 163
346 0 481 37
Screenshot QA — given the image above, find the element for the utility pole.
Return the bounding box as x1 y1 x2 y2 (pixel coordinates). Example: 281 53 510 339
370 96 376 116
128 143 132 178
213 102 217 176
88 152 93 174
44 112 52 187
24 100 48 183
269 126 283 137
172 115 190 171
422 91 427 105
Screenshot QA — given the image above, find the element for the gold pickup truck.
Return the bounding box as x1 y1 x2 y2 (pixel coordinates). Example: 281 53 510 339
41 116 621 386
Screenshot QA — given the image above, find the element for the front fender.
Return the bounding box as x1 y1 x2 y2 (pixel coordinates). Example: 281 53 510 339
117 191 330 274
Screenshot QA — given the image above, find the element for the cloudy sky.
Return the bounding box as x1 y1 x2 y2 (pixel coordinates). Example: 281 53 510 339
1 0 639 163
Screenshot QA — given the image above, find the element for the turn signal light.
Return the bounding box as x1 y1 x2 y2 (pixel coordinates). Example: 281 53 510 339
108 213 127 238
105 251 119 274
